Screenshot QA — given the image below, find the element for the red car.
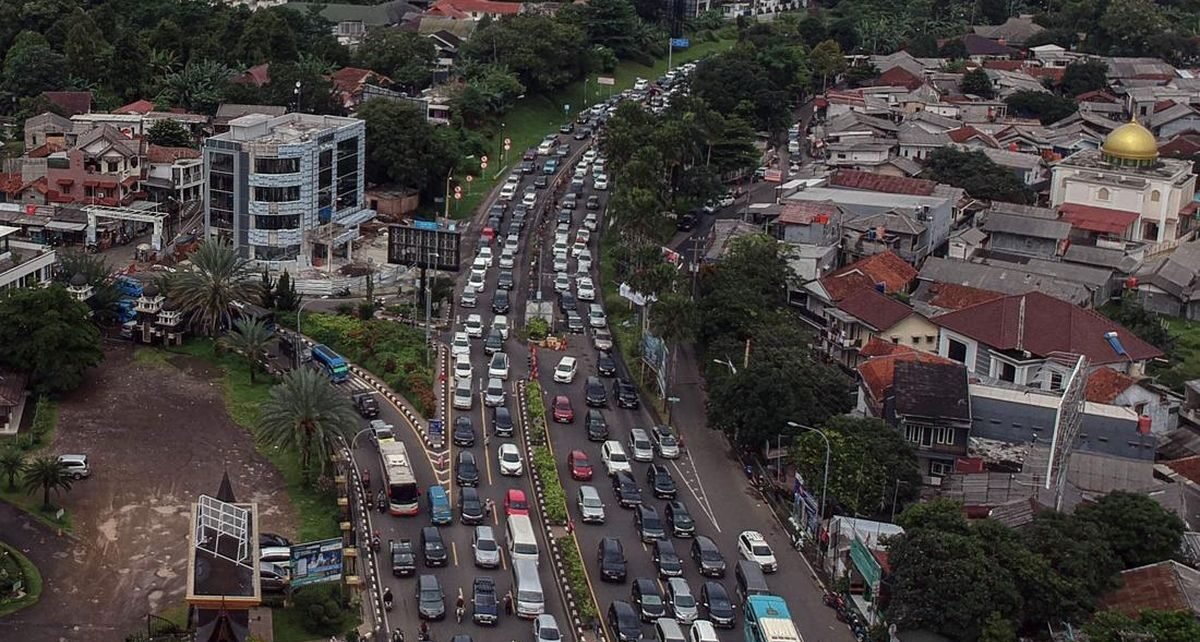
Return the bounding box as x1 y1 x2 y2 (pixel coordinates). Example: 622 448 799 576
552 395 575 423
505 488 529 516
568 449 593 480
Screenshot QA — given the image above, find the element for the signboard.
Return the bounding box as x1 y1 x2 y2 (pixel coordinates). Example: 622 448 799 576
387 224 462 271
597 76 616 86
670 38 690 49
641 334 669 398
414 220 439 231
764 169 784 183
428 419 443 436
290 538 344 588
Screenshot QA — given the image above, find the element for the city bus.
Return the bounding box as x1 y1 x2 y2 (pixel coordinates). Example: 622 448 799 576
310 344 350 383
379 440 420 516
744 595 803 642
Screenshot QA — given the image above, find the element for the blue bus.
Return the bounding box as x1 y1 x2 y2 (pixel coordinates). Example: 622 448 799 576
744 595 803 642
310 344 350 383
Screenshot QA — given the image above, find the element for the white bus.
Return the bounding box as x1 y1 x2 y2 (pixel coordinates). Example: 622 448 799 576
379 441 419 516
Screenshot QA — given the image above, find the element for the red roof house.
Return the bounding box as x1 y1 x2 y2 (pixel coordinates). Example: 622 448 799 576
819 251 919 302
41 91 92 116
114 99 155 115
1097 561 1200 618
829 169 937 196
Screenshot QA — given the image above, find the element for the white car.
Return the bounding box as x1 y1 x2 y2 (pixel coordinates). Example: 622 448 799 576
574 165 588 179
498 443 524 476
471 256 489 279
572 240 587 257
553 240 569 259
577 277 596 301
522 189 537 208
468 271 485 291
477 245 495 266
576 229 591 244
451 332 471 358
499 249 515 269
588 306 607 329
737 530 778 573
489 351 510 380
453 354 473 381
492 315 509 340
553 356 578 384
553 256 569 273
578 247 592 265
554 273 571 292
534 614 561 642
465 314 484 339
601 440 631 475
583 213 598 231
582 149 597 165
499 183 517 201
594 174 609 190
505 234 520 252
576 256 592 275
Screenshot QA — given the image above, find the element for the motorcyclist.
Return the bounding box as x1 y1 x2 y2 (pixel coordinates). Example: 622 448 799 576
383 587 394 610
393 629 405 642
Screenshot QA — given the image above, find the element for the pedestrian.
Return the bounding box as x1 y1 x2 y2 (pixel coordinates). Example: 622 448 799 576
593 618 602 639
503 591 513 615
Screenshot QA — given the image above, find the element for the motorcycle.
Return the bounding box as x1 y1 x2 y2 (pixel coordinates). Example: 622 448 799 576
371 532 381 553
377 491 387 513
383 589 394 612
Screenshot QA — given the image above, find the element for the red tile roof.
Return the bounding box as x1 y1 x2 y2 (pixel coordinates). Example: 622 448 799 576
876 66 924 91
1160 133 1200 157
858 350 956 407
777 201 839 225
25 143 62 158
1058 203 1140 235
925 282 1005 311
1165 455 1200 484
41 91 92 116
859 338 918 358
146 144 200 164
1026 66 1064 83
329 67 389 95
932 291 1163 365
1085 366 1138 403
947 126 999 147
0 173 22 195
829 169 937 196
236 63 271 88
1076 90 1120 104
1097 561 1200 618
1154 99 1178 113
430 0 521 15
982 60 1024 71
820 251 919 302
835 287 917 330
114 99 155 115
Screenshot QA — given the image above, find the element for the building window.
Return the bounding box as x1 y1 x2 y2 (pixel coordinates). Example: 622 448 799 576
253 185 301 202
911 336 921 344
1134 402 1147 415
904 425 921 443
929 461 952 476
935 427 955 445
1097 188 1110 201
254 157 300 174
926 335 936 344
107 161 119 173
997 360 1016 383
1150 190 1161 203
947 338 968 363
891 336 899 343
1049 372 1064 391
255 214 300 230
1143 221 1160 241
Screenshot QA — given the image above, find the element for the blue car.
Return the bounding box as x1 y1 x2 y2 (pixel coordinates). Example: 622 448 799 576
427 485 453 525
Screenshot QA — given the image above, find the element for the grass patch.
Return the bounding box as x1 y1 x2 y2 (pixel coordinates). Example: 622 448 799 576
1157 317 1200 391
271 606 313 642
0 397 72 532
532 446 567 525
0 486 73 533
167 340 341 542
132 347 174 367
558 536 598 622
452 39 735 220
0 541 43 618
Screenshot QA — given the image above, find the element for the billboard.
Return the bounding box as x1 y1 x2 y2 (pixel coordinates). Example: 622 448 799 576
290 538 344 588
641 334 669 398
387 224 462 271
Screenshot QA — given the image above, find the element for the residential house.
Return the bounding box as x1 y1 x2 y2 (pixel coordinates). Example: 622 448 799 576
947 126 999 150
897 122 950 161
0 225 56 293
910 281 1003 316
704 219 762 264
980 210 1070 259
1104 57 1178 89
983 68 1047 99
24 112 72 150
823 286 938 367
800 250 918 326
971 15 1045 47
45 125 147 207
1133 240 1200 319
959 34 1018 63
841 209 931 264
1097 561 1200 619
233 63 271 88
874 66 924 92
1149 102 1200 140
427 0 522 20
113 99 157 115
822 140 895 169
41 91 92 116
978 147 1046 186
857 340 951 414
0 367 28 435
1029 44 1078 69
213 104 287 133
820 112 899 143
1077 90 1127 119
932 291 1163 385
1086 366 1178 436
143 144 203 204
918 255 1111 307
770 201 841 245
946 227 987 261
330 67 392 110
889 359 972 479
1160 132 1200 166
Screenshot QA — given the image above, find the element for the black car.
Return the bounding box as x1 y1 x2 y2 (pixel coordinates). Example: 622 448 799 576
653 539 684 578
573 127 592 140
421 526 448 567
559 122 574 134
260 532 292 549
492 289 511 314
632 578 666 622
488 203 506 218
493 406 514 437
665 500 696 537
556 144 570 158
520 160 536 174
417 574 446 620
701 581 736 628
453 416 476 447
558 292 578 313
597 536 627 582
635 504 667 543
608 601 641 642
585 409 609 441
534 175 549 188
472 576 499 625
613 378 639 409
646 464 677 499
562 193 578 210
565 310 585 334
390 538 416 577
497 270 515 290
557 209 572 225
459 487 485 523
584 376 607 407
487 215 501 231
523 149 538 161
596 351 617 377
691 535 727 577
586 195 600 210
611 470 642 508
676 212 698 231
352 392 380 418
484 328 504 354
456 451 480 487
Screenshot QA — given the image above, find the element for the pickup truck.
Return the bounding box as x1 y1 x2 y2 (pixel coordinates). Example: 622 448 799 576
353 392 380 418
390 539 416 577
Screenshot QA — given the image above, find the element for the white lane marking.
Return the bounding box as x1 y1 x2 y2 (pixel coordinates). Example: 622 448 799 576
670 452 721 534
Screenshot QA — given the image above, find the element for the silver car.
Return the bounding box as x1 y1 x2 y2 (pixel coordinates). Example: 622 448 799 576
473 525 501 568
577 485 606 524
667 577 698 624
485 377 506 407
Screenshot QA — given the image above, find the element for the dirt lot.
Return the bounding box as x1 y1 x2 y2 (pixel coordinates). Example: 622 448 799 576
0 346 298 642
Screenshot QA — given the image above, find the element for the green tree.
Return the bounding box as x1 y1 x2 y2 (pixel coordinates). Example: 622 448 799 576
1061 59 1109 97
791 416 920 517
0 286 102 395
258 367 359 479
359 99 462 199
259 270 276 309
1100 0 1168 56
459 14 587 94
451 64 525 127
21 455 72 509
236 8 299 64
978 612 1018 642
2 31 65 101
650 291 696 408
924 147 1036 204
355 30 436 92
274 271 301 312
145 119 192 148
581 0 640 60
810 39 846 91
157 59 233 114
166 240 263 337
1004 89 1079 125
1103 295 1173 353
62 11 113 84
896 498 971 534
1075 490 1185 569
219 317 274 384
1022 511 1121 617
961 68 995 99
0 447 26 490
1085 609 1200 642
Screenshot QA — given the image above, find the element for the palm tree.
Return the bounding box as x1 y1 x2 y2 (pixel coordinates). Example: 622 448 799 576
220 318 275 384
0 447 26 490
258 368 359 479
21 456 73 510
166 241 262 337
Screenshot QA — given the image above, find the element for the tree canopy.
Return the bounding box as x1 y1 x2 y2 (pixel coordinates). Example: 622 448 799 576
924 147 1036 205
790 416 920 517
359 99 473 199
1004 90 1079 126
0 285 102 395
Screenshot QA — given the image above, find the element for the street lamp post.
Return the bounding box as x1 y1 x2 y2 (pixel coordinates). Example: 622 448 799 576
711 357 739 445
295 298 319 369
787 421 830 533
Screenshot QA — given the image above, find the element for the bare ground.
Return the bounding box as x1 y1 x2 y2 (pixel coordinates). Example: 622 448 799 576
0 346 298 642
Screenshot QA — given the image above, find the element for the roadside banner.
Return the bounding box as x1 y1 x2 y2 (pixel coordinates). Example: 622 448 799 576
670 38 690 49
597 76 616 86
289 538 344 587
764 169 783 183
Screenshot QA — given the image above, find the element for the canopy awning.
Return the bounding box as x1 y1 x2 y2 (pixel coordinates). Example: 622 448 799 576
45 220 87 232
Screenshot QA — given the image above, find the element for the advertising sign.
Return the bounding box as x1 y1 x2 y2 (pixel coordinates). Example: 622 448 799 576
290 538 344 587
387 224 462 271
670 38 690 49
641 334 669 398
597 76 616 86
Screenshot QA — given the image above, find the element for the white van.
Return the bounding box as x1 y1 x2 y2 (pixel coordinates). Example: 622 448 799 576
512 557 544 618
453 378 473 410
506 514 540 564
655 618 687 642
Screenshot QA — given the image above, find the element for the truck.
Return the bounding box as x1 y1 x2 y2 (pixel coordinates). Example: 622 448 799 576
390 539 416 577
353 392 380 418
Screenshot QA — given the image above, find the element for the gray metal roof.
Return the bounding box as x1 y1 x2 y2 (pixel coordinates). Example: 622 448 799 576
988 201 1058 219
981 211 1070 240
897 122 950 146
918 256 1098 305
1062 243 1136 272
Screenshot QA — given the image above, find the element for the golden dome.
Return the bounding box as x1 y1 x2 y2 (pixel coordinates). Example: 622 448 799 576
1101 120 1158 162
